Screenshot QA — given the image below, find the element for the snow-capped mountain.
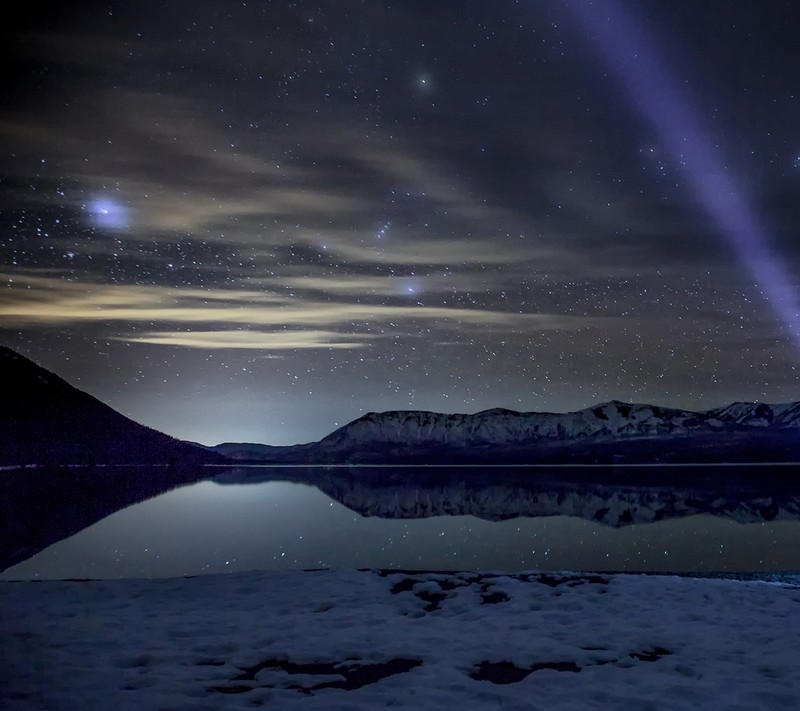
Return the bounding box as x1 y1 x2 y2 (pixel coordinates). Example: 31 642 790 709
705 401 800 428
319 401 716 451
219 399 800 464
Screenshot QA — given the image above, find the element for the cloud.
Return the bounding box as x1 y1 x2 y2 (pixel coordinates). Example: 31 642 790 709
119 329 371 350
0 271 603 349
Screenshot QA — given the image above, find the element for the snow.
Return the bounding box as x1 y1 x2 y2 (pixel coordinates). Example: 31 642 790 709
321 402 761 452
323 404 711 450
2 569 799 709
315 399 800 454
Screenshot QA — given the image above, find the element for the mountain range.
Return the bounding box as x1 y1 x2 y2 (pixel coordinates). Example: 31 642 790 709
214 401 800 464
2 346 800 465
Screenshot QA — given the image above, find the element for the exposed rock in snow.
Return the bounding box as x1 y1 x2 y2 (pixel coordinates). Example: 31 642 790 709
707 401 800 428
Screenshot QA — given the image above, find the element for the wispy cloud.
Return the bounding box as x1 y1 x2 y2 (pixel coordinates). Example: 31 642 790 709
120 329 371 350
0 272 602 349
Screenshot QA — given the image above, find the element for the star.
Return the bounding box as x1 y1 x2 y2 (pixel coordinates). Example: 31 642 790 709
86 197 128 230
416 73 433 92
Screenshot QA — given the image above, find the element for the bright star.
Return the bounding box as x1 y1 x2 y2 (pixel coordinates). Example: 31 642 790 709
87 197 128 229
416 73 433 91
396 276 423 297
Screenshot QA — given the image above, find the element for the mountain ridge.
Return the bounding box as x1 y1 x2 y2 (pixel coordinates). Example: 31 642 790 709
215 399 800 464
0 346 219 466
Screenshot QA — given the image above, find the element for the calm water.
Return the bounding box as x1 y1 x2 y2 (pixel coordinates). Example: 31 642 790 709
3 465 800 579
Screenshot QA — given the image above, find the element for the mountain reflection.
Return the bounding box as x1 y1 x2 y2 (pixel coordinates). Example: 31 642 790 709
214 465 800 526
3 464 800 577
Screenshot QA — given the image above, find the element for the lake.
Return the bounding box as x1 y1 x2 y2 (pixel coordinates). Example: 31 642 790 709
2 464 800 579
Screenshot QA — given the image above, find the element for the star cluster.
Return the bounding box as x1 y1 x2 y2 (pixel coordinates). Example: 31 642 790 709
2 0 800 444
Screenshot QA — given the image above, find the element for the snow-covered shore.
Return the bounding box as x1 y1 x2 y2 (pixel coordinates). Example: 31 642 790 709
2 569 799 709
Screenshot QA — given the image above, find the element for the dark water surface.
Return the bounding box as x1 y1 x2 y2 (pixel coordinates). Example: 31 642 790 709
2 464 800 579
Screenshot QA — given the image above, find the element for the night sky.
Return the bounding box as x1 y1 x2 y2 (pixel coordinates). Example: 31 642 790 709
2 0 800 446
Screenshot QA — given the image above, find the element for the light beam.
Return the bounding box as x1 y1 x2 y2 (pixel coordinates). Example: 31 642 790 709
558 0 800 346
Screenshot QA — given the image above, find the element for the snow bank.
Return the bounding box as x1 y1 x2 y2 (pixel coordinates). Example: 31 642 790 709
2 570 798 709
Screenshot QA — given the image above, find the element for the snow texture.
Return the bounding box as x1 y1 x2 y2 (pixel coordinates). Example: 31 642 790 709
316 400 800 452
2 569 799 709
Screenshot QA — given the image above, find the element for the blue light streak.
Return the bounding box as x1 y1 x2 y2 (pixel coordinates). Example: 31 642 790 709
559 0 800 346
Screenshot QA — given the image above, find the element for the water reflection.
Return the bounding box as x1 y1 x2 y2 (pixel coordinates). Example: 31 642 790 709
2 464 800 579
229 464 800 525
0 464 208 572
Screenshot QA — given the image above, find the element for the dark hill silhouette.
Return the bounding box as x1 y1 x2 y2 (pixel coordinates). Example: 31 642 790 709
0 347 217 466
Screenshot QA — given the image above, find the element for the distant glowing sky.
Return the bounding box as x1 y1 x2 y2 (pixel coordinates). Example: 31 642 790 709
2 0 800 445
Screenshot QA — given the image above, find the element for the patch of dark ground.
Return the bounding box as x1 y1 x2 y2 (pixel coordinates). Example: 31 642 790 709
210 657 422 695
471 647 673 684
629 646 673 662
471 660 580 683
377 570 608 612
480 589 510 604
386 576 456 612
372 570 609 588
